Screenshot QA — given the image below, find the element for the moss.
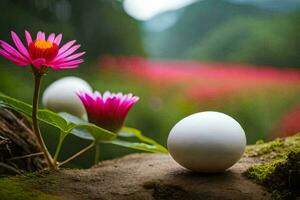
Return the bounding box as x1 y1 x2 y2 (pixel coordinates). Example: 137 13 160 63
245 138 285 158
255 139 265 145
245 160 279 183
0 172 64 200
244 134 300 200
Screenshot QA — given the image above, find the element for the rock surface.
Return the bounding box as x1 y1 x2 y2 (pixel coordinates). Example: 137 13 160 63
28 154 271 200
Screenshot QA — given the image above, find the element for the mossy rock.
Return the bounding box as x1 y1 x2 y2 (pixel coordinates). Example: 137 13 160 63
244 134 300 200
0 171 65 200
0 178 64 200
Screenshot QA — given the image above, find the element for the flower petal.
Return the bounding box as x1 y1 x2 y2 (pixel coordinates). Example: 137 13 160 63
52 65 79 70
36 31 45 40
58 40 76 55
0 40 28 62
54 34 62 46
54 59 84 67
11 31 30 59
77 91 139 132
52 52 85 63
25 30 33 46
55 45 81 61
47 33 55 42
103 91 112 102
0 49 29 66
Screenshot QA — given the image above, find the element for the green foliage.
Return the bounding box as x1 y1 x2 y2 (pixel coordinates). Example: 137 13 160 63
0 93 167 155
215 91 300 143
61 112 168 153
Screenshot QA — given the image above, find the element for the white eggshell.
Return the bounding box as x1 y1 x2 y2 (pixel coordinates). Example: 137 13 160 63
42 77 92 118
167 111 246 173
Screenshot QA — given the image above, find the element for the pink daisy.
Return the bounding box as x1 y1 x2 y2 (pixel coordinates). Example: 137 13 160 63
0 31 85 70
78 91 139 133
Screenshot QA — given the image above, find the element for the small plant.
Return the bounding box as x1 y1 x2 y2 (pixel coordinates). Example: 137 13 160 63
77 91 140 163
0 30 167 170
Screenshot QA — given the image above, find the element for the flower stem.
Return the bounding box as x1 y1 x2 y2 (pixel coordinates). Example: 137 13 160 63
53 132 66 167
58 141 95 167
94 142 100 164
32 70 54 169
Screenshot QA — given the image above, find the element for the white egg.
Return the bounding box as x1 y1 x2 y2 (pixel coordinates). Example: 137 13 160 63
167 111 246 173
42 76 92 118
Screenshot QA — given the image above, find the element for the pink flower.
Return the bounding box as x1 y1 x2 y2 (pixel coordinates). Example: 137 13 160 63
78 91 139 132
0 31 85 70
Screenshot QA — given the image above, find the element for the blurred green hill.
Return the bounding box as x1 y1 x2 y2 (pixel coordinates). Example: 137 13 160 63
187 12 300 68
143 0 300 68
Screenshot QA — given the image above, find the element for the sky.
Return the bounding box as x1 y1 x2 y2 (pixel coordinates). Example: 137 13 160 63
123 0 198 21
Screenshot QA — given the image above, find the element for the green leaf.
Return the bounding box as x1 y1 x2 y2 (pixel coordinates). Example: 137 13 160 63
59 112 85 125
58 113 93 140
120 127 159 144
102 140 168 153
71 128 94 140
120 127 168 152
59 112 115 141
73 124 116 141
0 93 32 116
0 93 69 131
39 110 69 131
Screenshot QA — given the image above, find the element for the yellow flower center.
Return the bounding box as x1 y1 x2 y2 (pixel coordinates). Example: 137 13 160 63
34 40 53 49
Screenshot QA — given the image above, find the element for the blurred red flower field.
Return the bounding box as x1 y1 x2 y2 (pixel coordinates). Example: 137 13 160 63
99 56 300 141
